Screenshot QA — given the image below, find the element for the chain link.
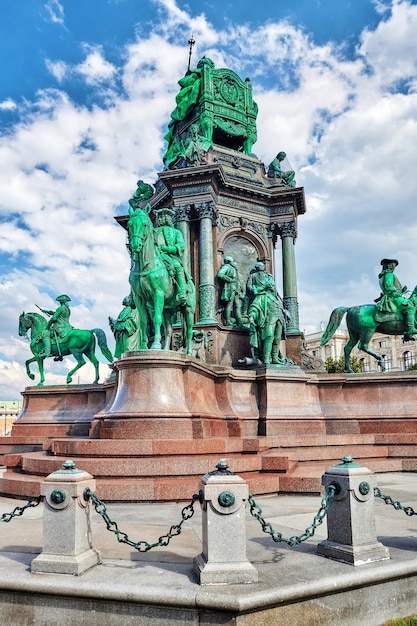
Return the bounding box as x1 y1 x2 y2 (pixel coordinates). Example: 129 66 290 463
85 488 199 552
374 487 417 517
248 485 336 548
0 496 42 523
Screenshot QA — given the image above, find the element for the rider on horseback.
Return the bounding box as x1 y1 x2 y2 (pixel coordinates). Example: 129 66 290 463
38 294 74 358
154 208 188 305
375 259 417 341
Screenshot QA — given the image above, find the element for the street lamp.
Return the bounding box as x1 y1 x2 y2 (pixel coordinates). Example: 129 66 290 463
1 405 6 436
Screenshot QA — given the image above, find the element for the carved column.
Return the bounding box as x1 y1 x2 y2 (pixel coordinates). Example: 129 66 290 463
277 220 300 333
197 201 218 323
174 204 192 274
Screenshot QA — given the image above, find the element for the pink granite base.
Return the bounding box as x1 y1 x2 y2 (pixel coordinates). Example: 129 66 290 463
1 361 417 501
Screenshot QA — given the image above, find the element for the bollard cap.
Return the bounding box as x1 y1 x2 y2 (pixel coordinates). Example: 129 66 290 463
322 455 373 483
42 459 94 485
201 459 247 489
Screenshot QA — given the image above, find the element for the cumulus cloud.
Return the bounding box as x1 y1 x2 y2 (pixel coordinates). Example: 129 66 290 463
75 45 117 85
0 99 17 111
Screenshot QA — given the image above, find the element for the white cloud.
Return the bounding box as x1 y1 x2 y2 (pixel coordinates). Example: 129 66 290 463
44 0 65 26
45 59 68 83
0 98 17 111
76 46 117 85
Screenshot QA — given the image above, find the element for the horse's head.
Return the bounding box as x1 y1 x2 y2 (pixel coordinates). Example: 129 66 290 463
18 311 47 340
127 205 153 255
18 312 30 339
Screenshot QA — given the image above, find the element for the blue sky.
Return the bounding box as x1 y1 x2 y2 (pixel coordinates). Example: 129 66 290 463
1 0 417 397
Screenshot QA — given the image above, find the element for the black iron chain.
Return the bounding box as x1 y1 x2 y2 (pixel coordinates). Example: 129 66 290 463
85 488 199 552
374 487 417 516
248 484 336 548
0 496 42 523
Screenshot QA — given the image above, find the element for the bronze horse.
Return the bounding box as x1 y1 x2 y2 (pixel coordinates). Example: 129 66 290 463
19 311 112 385
321 288 417 372
127 205 195 354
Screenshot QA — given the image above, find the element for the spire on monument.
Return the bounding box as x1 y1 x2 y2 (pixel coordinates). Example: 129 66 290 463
187 33 195 73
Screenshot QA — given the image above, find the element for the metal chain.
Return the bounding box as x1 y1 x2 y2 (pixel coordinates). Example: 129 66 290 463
248 484 336 548
374 487 417 517
0 496 42 523
85 488 199 552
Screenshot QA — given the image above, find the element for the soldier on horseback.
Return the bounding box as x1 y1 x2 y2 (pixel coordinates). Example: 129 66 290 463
38 294 74 358
375 259 417 341
154 208 188 305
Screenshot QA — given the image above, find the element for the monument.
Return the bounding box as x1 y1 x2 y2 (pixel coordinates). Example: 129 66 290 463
2 56 417 502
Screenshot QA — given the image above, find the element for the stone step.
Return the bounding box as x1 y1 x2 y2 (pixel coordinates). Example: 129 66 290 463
278 458 404 494
262 434 377 448
387 445 417 457
376 434 417 444
0 469 281 502
13 451 263 478
49 437 260 457
260 444 389 464
0 470 43 498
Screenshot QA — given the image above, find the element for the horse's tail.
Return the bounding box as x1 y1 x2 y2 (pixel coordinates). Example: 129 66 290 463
320 307 349 346
92 328 113 362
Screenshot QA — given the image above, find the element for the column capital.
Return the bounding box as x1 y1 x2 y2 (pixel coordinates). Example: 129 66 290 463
196 201 218 226
277 220 297 241
174 203 192 223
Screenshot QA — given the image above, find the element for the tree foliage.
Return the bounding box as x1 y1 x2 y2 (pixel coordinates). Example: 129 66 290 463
324 355 363 373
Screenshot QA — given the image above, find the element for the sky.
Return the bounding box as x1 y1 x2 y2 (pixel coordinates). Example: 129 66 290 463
1 0 417 397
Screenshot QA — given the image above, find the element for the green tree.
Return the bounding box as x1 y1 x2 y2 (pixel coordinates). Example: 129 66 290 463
324 355 363 373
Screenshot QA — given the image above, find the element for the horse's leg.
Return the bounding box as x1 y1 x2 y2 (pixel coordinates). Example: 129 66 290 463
25 356 37 381
183 306 194 355
343 331 360 373
163 310 173 350
150 291 164 350
357 339 385 372
37 357 45 386
133 296 148 350
85 349 100 384
66 352 86 384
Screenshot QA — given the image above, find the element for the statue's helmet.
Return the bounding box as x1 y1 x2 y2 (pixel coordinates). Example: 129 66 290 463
56 294 71 303
224 256 234 263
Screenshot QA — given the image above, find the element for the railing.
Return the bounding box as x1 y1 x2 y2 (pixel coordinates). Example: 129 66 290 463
3 455 415 582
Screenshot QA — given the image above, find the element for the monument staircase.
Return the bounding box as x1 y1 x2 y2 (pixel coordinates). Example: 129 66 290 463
1 362 417 501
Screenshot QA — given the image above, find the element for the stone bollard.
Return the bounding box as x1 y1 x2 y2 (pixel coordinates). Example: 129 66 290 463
31 459 101 575
193 460 258 585
317 456 390 565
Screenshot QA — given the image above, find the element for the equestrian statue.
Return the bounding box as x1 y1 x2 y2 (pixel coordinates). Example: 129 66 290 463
127 204 196 354
321 259 417 372
19 294 113 386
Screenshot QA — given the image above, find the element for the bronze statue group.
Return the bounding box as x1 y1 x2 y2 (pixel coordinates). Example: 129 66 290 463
20 180 417 383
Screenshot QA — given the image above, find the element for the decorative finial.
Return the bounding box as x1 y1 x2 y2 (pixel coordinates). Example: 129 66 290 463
187 33 195 72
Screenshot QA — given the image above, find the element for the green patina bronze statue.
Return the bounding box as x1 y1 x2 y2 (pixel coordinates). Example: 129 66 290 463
39 294 73 355
217 256 245 328
267 151 296 188
163 56 258 169
375 258 417 340
127 204 196 354
246 262 291 365
321 258 417 373
18 295 113 386
154 208 188 305
109 294 139 359
128 179 154 209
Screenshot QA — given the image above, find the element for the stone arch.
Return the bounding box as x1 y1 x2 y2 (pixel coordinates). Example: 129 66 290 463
217 228 270 280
